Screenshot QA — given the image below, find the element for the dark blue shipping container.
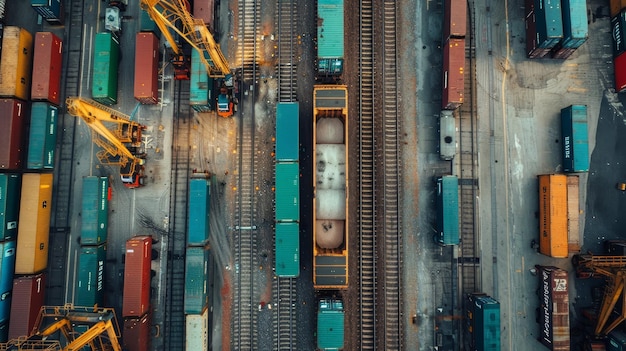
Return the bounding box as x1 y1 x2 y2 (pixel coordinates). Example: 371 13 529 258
534 0 564 49
0 240 15 324
30 0 63 24
184 246 209 314
0 174 19 241
74 244 106 307
561 105 588 172
613 12 626 57
80 176 109 246
559 0 588 49
27 102 58 170
188 178 210 246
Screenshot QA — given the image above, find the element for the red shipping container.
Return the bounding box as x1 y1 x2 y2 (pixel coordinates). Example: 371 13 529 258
123 312 151 351
442 38 465 110
525 12 550 59
615 52 626 92
524 0 534 18
443 0 467 39
537 265 569 351
31 32 63 106
0 99 27 170
8 273 46 340
193 0 215 31
134 33 159 105
123 236 152 318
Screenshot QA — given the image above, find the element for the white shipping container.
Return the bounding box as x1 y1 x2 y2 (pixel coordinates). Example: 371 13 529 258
185 309 209 351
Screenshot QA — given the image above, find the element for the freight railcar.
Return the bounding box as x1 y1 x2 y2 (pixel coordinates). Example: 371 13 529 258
184 246 209 314
92 32 120 105
134 32 159 104
188 178 210 246
317 299 345 350
316 0 344 78
31 32 63 106
74 244 106 307
26 102 58 170
275 102 299 162
434 175 459 246
466 293 501 351
535 265 570 351
439 110 456 160
442 38 465 110
443 0 467 39
123 235 152 318
80 176 109 246
185 309 209 351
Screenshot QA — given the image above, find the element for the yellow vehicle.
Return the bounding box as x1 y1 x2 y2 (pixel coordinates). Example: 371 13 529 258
618 182 626 191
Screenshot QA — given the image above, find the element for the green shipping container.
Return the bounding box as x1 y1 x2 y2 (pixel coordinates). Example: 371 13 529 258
139 9 159 34
275 163 299 221
27 102 58 170
75 245 106 307
317 0 344 75
317 299 344 350
80 176 109 245
435 175 459 246
0 174 20 241
184 246 209 314
92 32 119 105
275 102 299 161
275 222 299 277
467 294 501 351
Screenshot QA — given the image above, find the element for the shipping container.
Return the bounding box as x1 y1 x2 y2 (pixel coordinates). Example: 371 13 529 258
317 299 344 350
442 38 465 110
193 0 215 31
558 0 587 50
0 241 15 324
139 9 159 33
561 105 589 172
526 10 552 58
31 0 63 24
189 49 213 112
123 313 151 351
0 27 33 100
31 32 63 105
615 52 626 93
313 85 348 289
466 293 501 351
74 245 106 307
80 176 109 246
0 322 7 343
317 0 344 77
609 330 626 351
439 110 456 160
0 174 20 241
605 240 626 255
275 162 300 222
15 174 53 275
185 309 209 351
525 0 535 18
184 246 209 314
551 45 576 59
611 0 626 18
533 0 564 50
188 178 210 246
92 32 120 106
134 33 159 105
435 175 460 246
275 102 300 162
275 222 299 278
537 174 568 258
613 12 626 58
536 265 569 351
26 102 58 170
0 99 27 170
566 175 580 253
123 235 152 318
443 0 467 39
8 273 46 340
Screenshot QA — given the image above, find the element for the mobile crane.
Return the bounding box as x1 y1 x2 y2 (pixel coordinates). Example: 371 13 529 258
0 305 122 350
66 97 146 189
140 0 236 117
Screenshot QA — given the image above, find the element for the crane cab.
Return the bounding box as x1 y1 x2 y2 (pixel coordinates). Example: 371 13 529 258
217 87 234 117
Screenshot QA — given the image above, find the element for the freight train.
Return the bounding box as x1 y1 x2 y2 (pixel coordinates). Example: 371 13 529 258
434 175 459 246
316 0 344 80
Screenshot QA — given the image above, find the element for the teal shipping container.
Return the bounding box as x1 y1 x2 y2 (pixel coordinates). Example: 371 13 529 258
80 176 109 245
559 0 588 49
74 244 106 307
275 102 299 162
317 0 344 75
0 322 7 343
275 222 299 277
467 293 501 351
190 49 213 112
139 9 159 34
435 175 459 246
275 163 299 221
317 299 344 350
561 105 588 172
184 246 209 314
534 0 564 49
0 241 16 324
609 330 626 351
188 178 210 246
0 174 20 241
92 32 119 105
27 102 58 170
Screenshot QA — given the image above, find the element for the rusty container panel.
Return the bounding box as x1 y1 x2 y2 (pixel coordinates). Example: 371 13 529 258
442 38 465 110
444 0 467 39
123 312 151 351
537 266 570 351
0 99 27 170
31 32 63 106
8 273 46 340
123 235 152 318
15 173 53 274
134 33 159 105
0 27 33 101
193 0 215 30
566 175 580 253
538 174 568 258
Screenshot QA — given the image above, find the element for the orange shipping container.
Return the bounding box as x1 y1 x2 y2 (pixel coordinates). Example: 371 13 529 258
566 175 580 253
0 27 33 100
611 0 626 18
15 173 53 274
538 174 568 258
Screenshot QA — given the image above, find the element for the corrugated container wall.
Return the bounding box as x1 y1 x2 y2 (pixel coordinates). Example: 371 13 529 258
27 102 58 170
558 0 587 49
615 52 626 92
0 99 27 170
443 0 467 39
15 173 53 274
30 0 63 24
92 32 119 105
31 32 63 105
123 236 152 317
184 246 209 314
189 49 213 112
538 174 568 258
275 222 300 278
435 176 460 246
80 176 109 245
566 176 580 253
134 33 159 104
0 27 32 101
193 0 215 31
123 313 151 351
188 178 210 246
317 299 345 350
316 0 344 76
0 174 20 241
561 105 588 172
275 163 300 221
611 0 626 18
0 241 16 324
185 309 209 351
275 102 300 162
8 273 46 340
533 0 564 49
442 38 465 110
537 266 570 351
74 244 106 307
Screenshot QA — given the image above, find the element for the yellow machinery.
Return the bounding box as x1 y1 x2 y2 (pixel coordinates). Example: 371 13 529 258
0 305 122 351
66 97 146 189
573 253 626 337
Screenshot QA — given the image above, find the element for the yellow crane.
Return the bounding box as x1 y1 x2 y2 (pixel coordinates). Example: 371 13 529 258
66 97 146 189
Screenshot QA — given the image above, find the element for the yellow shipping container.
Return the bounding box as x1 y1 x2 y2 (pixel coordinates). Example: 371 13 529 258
0 27 33 100
538 174 568 258
15 173 53 274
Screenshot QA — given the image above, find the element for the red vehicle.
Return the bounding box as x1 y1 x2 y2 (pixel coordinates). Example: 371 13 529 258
442 38 465 110
123 312 151 351
134 32 159 105
8 273 46 340
31 32 63 106
536 265 570 351
123 236 152 318
443 0 467 39
615 53 626 93
0 98 27 170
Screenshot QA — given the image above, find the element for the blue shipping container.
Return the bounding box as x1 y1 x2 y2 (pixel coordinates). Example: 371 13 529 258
275 222 300 277
561 105 588 172
80 176 109 245
534 0 564 49
0 241 15 324
275 102 300 162
435 175 459 246
190 50 213 113
30 0 63 24
188 178 210 246
74 245 106 307
0 174 19 241
27 102 58 170
275 163 300 222
559 0 588 49
317 0 344 75
467 294 501 351
184 246 209 314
